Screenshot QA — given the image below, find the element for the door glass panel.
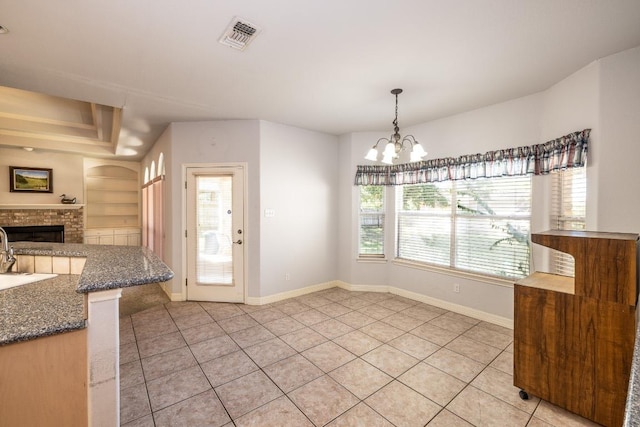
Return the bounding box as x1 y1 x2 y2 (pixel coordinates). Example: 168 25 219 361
196 175 233 285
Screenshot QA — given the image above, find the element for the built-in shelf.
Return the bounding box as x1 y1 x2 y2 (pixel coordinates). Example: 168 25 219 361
85 162 140 229
0 204 86 210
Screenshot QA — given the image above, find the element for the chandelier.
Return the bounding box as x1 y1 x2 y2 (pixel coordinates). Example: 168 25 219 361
365 88 427 164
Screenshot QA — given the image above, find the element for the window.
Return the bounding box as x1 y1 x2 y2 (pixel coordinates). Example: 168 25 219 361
550 167 586 276
142 153 165 259
359 186 385 257
397 176 532 279
158 152 165 177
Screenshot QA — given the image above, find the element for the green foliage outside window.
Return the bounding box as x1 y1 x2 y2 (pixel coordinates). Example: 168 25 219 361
398 177 531 279
359 186 385 256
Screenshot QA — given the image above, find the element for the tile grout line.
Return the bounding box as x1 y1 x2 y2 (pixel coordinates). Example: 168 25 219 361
121 291 534 426
185 301 237 425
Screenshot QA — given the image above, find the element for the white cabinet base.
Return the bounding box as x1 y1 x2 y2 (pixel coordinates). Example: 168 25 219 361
84 228 141 246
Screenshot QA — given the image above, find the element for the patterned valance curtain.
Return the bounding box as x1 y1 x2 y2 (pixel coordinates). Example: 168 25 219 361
355 129 590 186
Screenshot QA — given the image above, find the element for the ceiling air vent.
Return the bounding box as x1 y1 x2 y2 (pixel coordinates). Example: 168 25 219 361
219 17 260 51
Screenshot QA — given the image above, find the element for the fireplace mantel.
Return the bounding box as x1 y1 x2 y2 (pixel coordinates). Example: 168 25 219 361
0 204 85 210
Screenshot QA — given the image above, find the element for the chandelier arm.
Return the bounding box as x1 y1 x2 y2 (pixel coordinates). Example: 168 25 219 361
401 135 419 145
373 137 391 148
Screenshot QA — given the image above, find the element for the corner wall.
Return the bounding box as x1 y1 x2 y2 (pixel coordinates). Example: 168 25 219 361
259 121 339 297
148 119 339 301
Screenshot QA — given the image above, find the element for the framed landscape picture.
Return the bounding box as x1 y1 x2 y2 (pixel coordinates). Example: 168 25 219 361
9 166 53 193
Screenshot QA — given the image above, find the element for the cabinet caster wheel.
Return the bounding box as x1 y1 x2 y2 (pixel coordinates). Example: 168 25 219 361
519 390 529 400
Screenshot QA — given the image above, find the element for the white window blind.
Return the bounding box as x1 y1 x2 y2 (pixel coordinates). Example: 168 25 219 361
455 177 531 279
397 181 452 266
196 175 234 284
550 167 586 276
397 176 532 279
359 186 385 257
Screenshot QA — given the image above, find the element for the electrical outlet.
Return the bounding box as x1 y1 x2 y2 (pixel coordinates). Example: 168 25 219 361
454 283 460 293
285 273 290 281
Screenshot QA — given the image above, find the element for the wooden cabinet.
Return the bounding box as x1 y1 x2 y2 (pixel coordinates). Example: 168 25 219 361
0 329 88 427
514 230 638 427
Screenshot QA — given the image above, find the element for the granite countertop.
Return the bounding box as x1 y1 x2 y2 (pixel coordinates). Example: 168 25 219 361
0 274 84 345
0 242 174 346
11 242 174 293
624 323 640 426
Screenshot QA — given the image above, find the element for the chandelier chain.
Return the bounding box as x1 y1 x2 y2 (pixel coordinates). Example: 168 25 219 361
393 92 399 133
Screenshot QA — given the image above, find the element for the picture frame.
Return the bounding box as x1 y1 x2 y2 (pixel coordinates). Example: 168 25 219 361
9 166 53 193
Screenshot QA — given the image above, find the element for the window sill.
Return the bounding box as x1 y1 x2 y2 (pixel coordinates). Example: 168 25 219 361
357 257 388 264
392 258 516 288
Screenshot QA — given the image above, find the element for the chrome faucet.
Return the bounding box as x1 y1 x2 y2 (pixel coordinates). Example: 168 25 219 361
0 227 16 273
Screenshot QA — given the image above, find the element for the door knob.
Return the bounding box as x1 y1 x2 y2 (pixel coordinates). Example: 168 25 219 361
234 239 243 245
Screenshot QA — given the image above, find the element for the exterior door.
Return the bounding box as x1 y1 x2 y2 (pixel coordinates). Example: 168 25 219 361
186 166 245 302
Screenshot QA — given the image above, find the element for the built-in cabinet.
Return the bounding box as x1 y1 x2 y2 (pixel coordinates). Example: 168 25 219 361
84 227 141 246
84 159 141 246
514 230 638 427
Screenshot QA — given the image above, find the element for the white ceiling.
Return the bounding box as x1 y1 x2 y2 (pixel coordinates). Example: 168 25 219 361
1 0 640 160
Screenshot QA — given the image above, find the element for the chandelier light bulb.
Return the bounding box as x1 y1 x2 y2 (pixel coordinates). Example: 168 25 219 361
412 142 427 158
383 141 396 157
365 148 379 161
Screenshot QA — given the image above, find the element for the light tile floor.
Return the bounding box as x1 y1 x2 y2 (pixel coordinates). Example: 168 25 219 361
119 287 601 426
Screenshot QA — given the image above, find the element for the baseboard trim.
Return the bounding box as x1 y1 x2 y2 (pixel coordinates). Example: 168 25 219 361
245 281 338 305
160 281 183 302
169 279 513 328
335 281 512 329
389 286 513 329
249 280 513 329
335 281 390 293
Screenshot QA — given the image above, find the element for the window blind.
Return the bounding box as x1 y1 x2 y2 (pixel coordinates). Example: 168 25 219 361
196 175 234 284
397 181 452 266
550 167 586 276
397 176 531 279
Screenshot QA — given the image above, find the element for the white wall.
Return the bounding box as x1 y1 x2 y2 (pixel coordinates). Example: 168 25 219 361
340 45 640 323
541 60 600 232
0 147 84 204
259 121 339 296
595 46 640 232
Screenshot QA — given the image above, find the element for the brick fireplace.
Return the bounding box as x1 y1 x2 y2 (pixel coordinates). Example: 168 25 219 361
0 207 84 243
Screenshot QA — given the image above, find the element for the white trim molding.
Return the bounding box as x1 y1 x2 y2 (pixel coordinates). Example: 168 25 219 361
241 279 513 330
245 281 338 305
